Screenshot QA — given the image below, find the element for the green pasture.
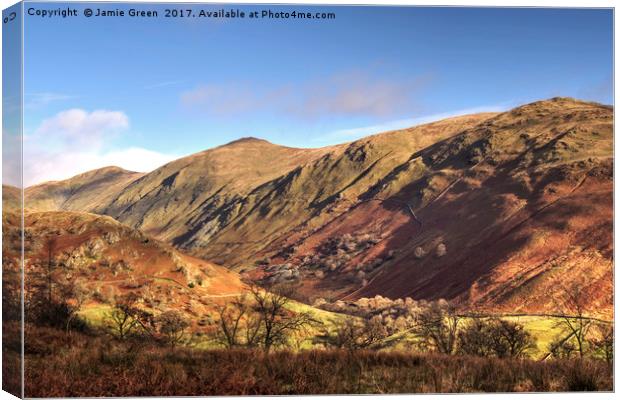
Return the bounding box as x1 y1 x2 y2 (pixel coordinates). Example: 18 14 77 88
78 301 611 358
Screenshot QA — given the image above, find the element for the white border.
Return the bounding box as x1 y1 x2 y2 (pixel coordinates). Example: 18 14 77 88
0 1 616 400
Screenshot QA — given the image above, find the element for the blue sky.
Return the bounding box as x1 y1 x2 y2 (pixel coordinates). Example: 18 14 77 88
20 4 613 185
3 3 22 186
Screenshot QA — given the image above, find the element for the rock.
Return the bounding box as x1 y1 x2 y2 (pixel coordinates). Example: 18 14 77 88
103 231 122 244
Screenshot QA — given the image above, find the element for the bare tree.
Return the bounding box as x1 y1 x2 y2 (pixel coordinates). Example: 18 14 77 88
588 322 613 364
548 335 577 359
58 278 89 335
212 285 320 351
413 300 460 354
214 295 262 348
157 310 190 347
26 236 56 316
552 282 593 358
321 316 389 350
249 284 320 351
44 236 57 303
458 318 494 357
458 318 535 358
494 319 535 358
106 293 152 340
214 296 249 348
26 238 87 330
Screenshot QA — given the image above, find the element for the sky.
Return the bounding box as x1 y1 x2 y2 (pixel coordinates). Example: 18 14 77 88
15 4 614 186
3 3 22 186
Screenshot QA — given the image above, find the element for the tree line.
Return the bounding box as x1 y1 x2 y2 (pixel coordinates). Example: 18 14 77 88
19 237 612 364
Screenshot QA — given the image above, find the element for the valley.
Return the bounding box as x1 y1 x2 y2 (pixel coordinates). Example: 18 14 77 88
6 97 613 319
1 97 614 396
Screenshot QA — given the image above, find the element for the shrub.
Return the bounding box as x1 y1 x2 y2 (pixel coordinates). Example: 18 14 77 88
549 337 577 359
326 260 338 271
256 257 271 266
21 328 614 397
414 247 425 259
588 323 613 364
318 316 389 350
313 298 327 307
458 318 535 358
412 301 460 354
356 271 366 282
157 310 190 347
565 360 599 391
435 243 447 258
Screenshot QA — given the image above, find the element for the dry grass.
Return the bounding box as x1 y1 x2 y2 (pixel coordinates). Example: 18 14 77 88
16 326 612 397
2 322 21 397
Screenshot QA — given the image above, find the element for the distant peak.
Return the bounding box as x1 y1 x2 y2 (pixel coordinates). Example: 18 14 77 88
54 166 140 184
532 96 603 107
79 166 136 177
550 96 578 102
225 137 272 146
505 97 609 117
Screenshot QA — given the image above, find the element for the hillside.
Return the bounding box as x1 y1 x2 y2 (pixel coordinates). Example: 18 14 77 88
2 210 246 330
17 97 613 317
99 138 339 244
25 166 144 213
262 97 613 317
23 113 494 263
2 184 20 211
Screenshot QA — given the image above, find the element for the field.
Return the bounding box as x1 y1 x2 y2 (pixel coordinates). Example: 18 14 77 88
18 324 611 397
75 301 606 359
362 315 598 360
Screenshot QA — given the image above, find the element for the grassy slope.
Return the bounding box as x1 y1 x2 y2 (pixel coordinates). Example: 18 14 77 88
197 113 496 266
4 210 246 331
20 114 494 267
381 315 588 359
2 184 21 211
77 296 600 359
100 138 340 242
271 98 613 317
25 166 144 213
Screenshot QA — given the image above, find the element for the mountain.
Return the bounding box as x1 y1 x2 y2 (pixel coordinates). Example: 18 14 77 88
25 166 144 213
261 97 613 317
17 97 613 317
22 113 494 263
2 184 20 211
98 137 339 245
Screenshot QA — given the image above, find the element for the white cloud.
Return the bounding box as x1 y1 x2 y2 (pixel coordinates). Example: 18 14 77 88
35 109 129 145
294 73 428 119
181 71 431 119
19 109 178 187
181 84 265 116
23 147 178 187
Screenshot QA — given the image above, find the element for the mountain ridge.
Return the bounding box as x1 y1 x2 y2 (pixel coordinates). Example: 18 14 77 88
6 97 612 316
